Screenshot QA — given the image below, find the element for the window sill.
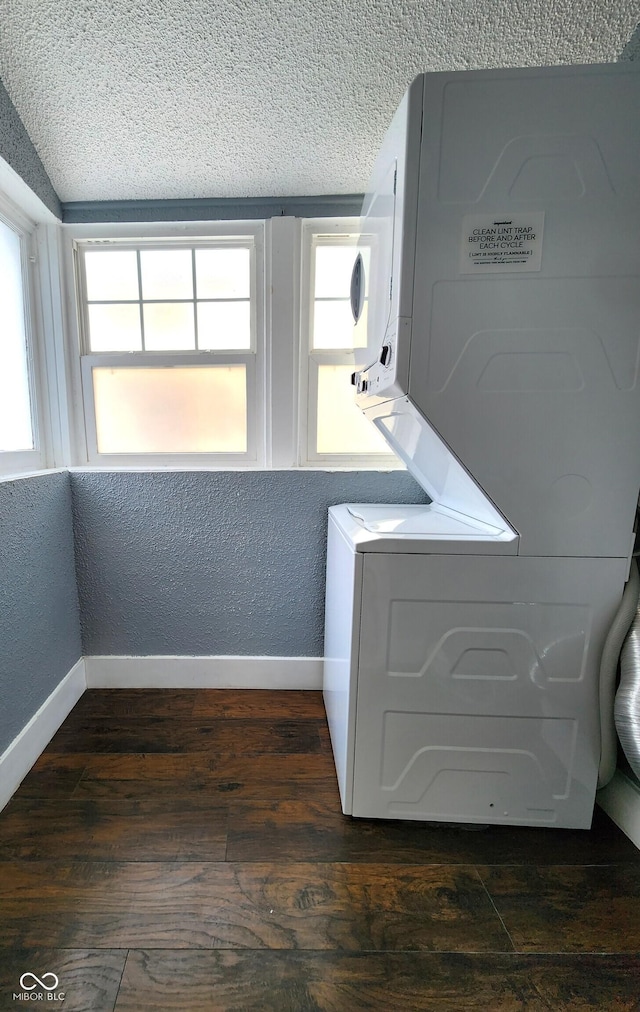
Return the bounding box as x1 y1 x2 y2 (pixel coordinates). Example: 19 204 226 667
0 466 66 485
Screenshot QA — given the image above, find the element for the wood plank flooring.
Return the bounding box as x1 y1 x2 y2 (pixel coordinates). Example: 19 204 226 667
0 688 639 1011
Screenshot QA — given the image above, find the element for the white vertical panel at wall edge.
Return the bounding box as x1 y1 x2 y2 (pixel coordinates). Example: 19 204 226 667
33 222 77 467
58 225 92 465
266 216 300 468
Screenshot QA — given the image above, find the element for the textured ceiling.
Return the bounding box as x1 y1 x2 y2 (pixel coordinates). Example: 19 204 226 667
0 0 638 203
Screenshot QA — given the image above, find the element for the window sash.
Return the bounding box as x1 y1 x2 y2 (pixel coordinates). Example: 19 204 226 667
80 351 258 466
304 352 397 465
0 199 47 475
68 224 264 466
299 219 398 467
75 237 258 356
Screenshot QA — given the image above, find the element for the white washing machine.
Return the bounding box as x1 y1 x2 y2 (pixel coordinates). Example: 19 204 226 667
324 503 626 827
323 63 640 829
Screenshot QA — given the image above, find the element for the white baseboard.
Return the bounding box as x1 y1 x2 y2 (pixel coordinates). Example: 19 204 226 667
597 770 640 851
84 654 324 690
0 658 86 812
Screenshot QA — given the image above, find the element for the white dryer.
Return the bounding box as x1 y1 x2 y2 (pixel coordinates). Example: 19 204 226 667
323 63 640 829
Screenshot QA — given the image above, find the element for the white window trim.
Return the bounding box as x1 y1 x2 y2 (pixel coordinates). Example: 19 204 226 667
32 222 76 468
80 351 258 467
264 216 301 468
0 190 50 476
298 218 399 469
59 215 403 472
62 220 266 468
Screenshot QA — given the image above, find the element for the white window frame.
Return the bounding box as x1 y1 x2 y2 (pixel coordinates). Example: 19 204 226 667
63 221 265 467
0 191 49 476
298 218 398 468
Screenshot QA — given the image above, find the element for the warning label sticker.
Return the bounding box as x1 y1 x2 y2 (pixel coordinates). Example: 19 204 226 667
460 212 545 274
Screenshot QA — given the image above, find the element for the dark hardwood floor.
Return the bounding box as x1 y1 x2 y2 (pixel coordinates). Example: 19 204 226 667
0 688 639 1010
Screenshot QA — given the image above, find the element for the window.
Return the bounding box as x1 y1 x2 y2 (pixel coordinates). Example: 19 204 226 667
66 217 399 470
0 200 45 474
73 228 262 464
300 220 395 465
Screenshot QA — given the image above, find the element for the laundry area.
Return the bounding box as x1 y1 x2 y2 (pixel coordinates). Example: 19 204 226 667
323 64 640 830
0 5 639 1009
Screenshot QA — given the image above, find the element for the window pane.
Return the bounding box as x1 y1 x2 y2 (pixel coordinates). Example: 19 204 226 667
196 248 250 298
88 304 142 352
0 221 33 451
93 366 247 453
313 299 360 350
140 249 193 300
85 250 139 301
197 301 251 350
317 365 390 455
314 246 357 299
143 303 195 350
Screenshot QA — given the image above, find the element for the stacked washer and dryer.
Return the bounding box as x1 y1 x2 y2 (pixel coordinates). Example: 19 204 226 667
323 63 640 829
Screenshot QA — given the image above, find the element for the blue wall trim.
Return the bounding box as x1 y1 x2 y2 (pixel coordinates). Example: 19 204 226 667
61 193 364 224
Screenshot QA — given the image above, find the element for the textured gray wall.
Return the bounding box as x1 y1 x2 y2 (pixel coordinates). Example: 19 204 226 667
0 472 82 753
0 79 61 218
71 470 428 656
